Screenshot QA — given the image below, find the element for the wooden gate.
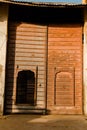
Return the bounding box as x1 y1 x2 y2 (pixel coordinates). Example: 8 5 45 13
47 24 83 114
5 22 47 113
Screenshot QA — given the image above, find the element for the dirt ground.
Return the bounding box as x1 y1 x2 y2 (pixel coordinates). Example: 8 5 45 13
0 114 87 130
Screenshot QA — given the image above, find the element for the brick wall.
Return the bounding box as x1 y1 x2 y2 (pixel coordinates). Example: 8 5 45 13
47 24 83 114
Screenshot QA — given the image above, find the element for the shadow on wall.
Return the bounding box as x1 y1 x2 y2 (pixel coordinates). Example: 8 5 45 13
4 22 18 114
0 4 8 22
4 22 37 114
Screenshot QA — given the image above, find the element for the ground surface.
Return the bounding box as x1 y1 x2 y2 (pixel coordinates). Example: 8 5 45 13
0 115 87 130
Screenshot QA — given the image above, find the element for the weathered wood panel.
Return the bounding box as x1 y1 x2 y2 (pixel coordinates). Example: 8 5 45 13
5 22 47 113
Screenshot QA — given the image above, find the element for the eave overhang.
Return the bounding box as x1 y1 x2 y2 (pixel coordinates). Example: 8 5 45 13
0 0 86 8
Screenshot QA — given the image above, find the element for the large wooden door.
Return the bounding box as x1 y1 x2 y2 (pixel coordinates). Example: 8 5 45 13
5 22 47 113
47 24 83 114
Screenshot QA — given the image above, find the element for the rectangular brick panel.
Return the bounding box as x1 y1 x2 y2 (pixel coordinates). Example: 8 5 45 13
47 24 83 114
54 67 75 106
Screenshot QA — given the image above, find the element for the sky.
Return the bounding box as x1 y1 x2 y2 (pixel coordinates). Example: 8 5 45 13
13 0 82 4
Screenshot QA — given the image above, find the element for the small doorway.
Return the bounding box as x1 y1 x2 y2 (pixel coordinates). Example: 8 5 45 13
16 70 36 105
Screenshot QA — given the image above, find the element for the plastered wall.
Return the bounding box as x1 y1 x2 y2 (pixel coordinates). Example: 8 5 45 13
84 8 87 115
0 3 8 115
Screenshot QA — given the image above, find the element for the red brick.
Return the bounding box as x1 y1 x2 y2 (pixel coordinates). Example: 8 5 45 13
47 24 83 114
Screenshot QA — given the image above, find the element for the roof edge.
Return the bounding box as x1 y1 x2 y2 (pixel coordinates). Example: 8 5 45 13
0 0 86 7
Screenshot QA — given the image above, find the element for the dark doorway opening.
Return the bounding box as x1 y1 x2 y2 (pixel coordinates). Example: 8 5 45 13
16 70 35 105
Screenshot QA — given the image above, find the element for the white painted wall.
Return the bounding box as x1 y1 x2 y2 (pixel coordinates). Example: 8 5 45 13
82 0 86 4
84 8 87 115
0 3 8 115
